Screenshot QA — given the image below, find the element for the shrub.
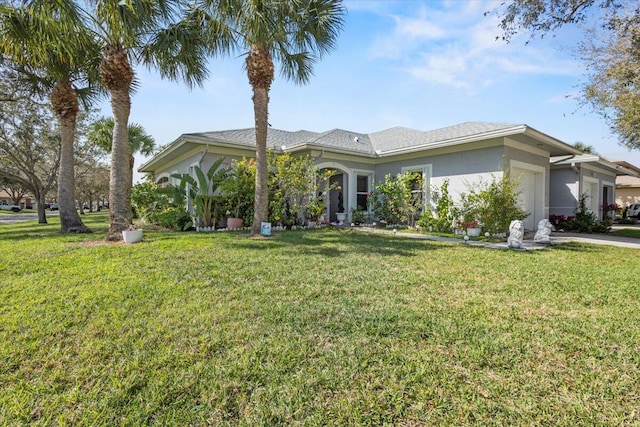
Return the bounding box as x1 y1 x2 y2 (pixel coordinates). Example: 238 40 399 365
220 157 255 226
268 152 337 227
153 206 192 231
461 175 528 235
370 171 421 225
417 179 457 233
350 206 367 225
131 181 192 231
564 193 611 233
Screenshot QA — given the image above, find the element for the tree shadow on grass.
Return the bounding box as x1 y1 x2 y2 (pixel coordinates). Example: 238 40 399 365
249 228 454 258
548 242 610 253
0 221 63 242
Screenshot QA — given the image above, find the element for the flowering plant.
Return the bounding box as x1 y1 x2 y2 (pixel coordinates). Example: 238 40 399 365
306 197 326 221
126 224 136 231
463 219 479 229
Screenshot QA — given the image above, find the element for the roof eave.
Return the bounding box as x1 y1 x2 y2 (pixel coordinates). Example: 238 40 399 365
282 142 376 158
138 135 188 173
522 127 585 156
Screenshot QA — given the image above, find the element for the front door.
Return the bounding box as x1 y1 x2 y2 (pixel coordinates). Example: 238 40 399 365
329 173 344 222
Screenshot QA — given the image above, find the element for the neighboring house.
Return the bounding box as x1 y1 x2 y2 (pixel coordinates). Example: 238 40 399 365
140 121 610 230
614 160 640 209
0 189 34 209
550 155 639 220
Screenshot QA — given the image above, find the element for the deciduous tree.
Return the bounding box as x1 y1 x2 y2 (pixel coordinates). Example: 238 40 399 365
492 0 640 149
0 88 60 223
0 1 101 233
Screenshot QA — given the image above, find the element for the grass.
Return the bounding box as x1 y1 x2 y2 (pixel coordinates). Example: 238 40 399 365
1 214 640 426
612 227 640 239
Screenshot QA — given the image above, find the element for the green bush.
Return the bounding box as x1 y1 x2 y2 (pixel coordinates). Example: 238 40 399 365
220 157 255 226
153 206 192 231
370 171 421 225
417 179 457 233
565 193 611 233
131 181 192 231
268 152 337 227
350 206 367 225
462 175 528 235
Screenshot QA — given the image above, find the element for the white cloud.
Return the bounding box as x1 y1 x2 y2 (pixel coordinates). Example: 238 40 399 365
394 15 446 40
367 1 582 89
369 8 447 60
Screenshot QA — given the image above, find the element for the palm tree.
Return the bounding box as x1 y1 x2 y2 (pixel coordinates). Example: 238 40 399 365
86 0 211 240
0 1 101 233
88 117 155 189
195 0 346 235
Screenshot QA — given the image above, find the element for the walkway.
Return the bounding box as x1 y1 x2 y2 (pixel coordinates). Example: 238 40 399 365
356 227 640 250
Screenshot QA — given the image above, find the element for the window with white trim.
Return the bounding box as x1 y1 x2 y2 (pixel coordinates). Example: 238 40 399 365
356 174 371 211
401 165 431 214
409 172 424 212
157 176 169 188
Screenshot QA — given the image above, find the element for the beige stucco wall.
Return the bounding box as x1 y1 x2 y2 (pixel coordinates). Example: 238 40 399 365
616 175 640 207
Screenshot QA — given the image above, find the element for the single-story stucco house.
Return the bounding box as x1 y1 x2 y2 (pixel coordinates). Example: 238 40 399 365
550 155 638 220
614 160 640 209
139 121 637 230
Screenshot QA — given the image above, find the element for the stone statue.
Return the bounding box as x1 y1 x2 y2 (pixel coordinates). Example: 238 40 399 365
507 220 524 249
534 219 553 244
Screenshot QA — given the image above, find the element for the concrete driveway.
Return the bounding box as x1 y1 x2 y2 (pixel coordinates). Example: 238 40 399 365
551 224 640 249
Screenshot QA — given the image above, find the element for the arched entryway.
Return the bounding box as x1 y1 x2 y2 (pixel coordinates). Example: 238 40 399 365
316 162 351 223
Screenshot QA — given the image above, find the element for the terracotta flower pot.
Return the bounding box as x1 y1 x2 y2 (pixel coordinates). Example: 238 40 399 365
227 217 244 229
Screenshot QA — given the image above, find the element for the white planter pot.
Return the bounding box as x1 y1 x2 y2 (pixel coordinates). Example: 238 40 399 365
336 212 347 225
122 229 143 243
466 227 481 237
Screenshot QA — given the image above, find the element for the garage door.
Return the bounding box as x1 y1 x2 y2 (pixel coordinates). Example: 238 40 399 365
512 167 538 230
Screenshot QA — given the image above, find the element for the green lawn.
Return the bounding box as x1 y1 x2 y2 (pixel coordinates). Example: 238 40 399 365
1 214 639 426
612 227 640 239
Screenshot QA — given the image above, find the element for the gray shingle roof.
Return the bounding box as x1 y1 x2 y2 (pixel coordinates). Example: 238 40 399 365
184 121 520 155
186 128 321 148
369 122 516 152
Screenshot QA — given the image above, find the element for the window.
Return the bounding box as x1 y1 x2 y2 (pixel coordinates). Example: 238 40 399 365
157 176 169 188
409 172 424 212
401 164 431 214
356 175 370 210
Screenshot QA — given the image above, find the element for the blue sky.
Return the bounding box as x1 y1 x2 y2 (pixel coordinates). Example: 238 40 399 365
96 0 640 180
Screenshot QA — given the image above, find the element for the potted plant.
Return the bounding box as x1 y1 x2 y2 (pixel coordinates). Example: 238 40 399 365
464 219 481 237
220 158 256 229
336 191 347 225
122 224 143 243
305 197 325 227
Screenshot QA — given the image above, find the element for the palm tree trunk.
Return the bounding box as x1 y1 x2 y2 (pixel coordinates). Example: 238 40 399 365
51 80 90 233
101 46 134 241
251 86 269 235
107 85 132 240
247 45 274 235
